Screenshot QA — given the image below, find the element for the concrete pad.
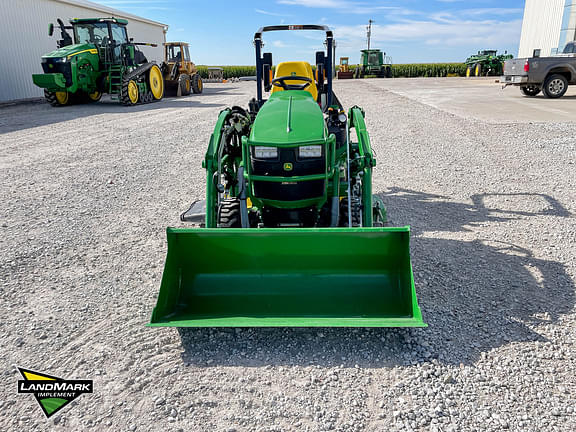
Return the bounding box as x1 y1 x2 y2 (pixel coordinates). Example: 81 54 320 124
356 77 576 124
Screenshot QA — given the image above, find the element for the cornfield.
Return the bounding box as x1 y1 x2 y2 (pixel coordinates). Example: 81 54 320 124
197 63 468 79
196 66 256 79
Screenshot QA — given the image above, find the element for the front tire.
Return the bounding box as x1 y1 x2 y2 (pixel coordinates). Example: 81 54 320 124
475 64 482 77
192 74 203 94
217 199 241 228
520 86 541 97
44 90 73 107
179 74 191 96
542 74 568 98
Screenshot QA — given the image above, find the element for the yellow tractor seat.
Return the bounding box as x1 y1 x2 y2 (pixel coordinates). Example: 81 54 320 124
272 61 318 101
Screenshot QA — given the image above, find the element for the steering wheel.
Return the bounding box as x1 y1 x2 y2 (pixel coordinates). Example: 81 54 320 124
271 76 312 91
93 35 103 45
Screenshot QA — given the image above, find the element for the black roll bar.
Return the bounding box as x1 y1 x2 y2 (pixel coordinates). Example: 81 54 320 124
254 25 333 107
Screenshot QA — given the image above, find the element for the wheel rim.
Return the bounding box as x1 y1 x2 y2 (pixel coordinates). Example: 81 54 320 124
186 79 191 92
88 91 101 101
548 79 565 95
128 80 139 104
149 65 164 99
466 68 470 78
55 92 69 105
198 78 203 91
475 65 480 76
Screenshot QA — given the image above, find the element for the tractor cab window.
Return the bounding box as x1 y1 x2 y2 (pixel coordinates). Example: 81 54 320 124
183 45 191 62
110 24 128 44
368 53 379 65
74 23 109 46
167 45 182 62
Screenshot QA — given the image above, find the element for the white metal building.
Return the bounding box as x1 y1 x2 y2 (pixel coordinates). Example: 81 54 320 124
519 0 576 57
0 0 167 102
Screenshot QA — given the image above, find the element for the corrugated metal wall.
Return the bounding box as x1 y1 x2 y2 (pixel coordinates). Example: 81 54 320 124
518 0 565 57
0 0 166 102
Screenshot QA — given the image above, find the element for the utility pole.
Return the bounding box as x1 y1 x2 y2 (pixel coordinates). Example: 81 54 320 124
367 19 373 50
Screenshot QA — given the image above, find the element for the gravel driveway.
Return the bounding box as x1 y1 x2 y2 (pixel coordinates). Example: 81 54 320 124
1 80 575 432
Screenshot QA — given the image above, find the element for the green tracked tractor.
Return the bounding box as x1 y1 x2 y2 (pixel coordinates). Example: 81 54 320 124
149 25 425 328
465 50 513 77
32 18 164 106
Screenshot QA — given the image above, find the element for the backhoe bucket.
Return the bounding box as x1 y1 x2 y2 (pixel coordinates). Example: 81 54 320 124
149 228 426 327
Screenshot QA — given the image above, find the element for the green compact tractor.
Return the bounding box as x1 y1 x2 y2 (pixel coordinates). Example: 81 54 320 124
32 18 164 106
465 50 513 77
355 49 392 78
149 25 425 328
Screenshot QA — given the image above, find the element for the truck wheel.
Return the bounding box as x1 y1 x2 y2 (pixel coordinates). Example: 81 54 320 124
475 64 482 77
192 74 203 94
179 74 191 96
217 199 241 228
520 86 541 97
542 74 568 98
466 67 472 78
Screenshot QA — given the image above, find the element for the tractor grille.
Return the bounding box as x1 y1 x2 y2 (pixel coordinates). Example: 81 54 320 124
41 59 73 87
250 147 325 201
253 180 325 201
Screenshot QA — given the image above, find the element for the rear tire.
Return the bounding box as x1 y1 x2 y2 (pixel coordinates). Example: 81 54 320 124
192 74 203 94
542 74 568 98
520 86 541 97
217 199 241 228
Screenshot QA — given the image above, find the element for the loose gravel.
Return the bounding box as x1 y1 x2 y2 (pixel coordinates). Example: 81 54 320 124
1 80 575 432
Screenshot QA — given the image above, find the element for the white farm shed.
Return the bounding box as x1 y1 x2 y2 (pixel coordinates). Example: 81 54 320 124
0 0 167 102
519 0 576 57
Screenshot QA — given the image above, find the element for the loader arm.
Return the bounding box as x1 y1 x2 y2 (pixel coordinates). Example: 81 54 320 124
348 106 375 227
203 108 231 228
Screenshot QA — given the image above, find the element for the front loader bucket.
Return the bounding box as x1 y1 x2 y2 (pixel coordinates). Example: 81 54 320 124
149 228 426 327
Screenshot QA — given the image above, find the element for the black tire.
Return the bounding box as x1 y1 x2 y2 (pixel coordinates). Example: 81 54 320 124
520 86 541 97
44 90 60 107
179 74 191 96
192 74 203 94
542 74 568 98
217 199 241 228
44 90 81 106
386 66 392 78
339 196 362 227
474 64 482 77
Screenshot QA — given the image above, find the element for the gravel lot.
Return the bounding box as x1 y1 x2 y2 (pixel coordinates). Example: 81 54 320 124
1 79 575 432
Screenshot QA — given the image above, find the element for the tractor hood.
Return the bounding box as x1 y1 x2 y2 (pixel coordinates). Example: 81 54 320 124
41 43 97 59
249 91 326 144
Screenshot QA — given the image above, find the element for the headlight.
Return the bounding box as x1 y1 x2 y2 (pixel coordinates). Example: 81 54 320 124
298 145 322 158
253 146 278 159
53 57 68 63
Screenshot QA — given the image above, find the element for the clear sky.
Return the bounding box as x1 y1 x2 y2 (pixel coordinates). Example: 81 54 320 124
99 0 525 65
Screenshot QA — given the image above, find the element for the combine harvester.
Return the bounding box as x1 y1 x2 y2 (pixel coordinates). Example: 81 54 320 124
149 25 425 328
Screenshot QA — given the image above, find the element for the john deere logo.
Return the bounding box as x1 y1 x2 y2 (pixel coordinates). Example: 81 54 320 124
283 162 293 171
16 367 93 418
